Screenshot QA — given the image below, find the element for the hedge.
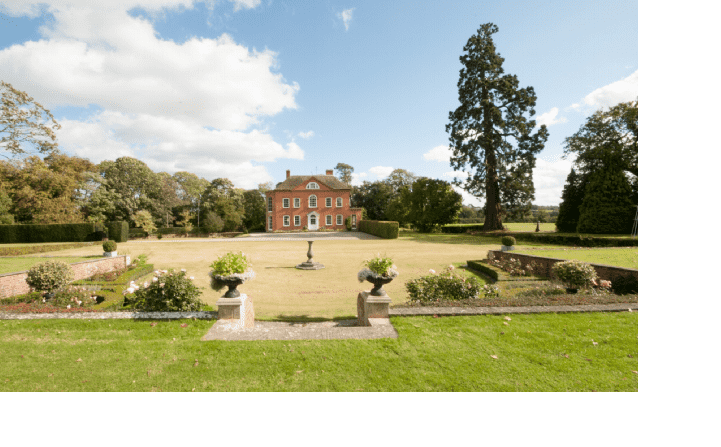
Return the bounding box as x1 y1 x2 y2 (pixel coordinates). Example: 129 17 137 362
0 223 106 244
107 221 129 243
442 224 486 234
511 233 637 247
358 220 399 239
466 260 499 280
0 241 103 256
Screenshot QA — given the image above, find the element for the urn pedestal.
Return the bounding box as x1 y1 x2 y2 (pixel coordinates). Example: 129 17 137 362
216 294 254 327
357 291 391 327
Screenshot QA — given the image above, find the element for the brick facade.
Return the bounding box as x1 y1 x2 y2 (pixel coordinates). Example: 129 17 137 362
265 169 362 232
0 256 128 298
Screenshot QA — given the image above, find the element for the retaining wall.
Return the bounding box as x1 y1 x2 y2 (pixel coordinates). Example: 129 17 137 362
0 256 129 298
488 250 638 282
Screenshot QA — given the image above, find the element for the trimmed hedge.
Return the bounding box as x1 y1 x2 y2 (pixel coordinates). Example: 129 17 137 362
0 223 105 244
511 233 637 247
107 221 129 243
358 220 399 239
443 224 486 234
0 241 102 256
466 260 499 281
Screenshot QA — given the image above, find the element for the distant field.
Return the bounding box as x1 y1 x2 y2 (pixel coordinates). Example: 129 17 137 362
0 256 104 275
513 248 638 269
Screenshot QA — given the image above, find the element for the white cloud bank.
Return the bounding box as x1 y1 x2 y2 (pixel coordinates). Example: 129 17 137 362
572 70 638 112
536 107 567 127
423 145 451 162
0 0 300 189
368 166 394 179
338 8 355 31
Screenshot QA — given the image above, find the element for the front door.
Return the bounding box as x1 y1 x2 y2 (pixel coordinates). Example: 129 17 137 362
308 213 318 230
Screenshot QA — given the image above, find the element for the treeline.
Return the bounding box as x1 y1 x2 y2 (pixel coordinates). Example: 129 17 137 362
0 155 270 233
457 205 559 223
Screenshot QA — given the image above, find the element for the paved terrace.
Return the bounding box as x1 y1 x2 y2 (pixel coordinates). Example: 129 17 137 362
128 231 382 242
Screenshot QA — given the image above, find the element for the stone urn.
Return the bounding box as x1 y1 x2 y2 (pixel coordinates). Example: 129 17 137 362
210 270 256 298
363 271 396 296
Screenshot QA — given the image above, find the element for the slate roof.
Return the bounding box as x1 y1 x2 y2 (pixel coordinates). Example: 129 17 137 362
274 175 351 191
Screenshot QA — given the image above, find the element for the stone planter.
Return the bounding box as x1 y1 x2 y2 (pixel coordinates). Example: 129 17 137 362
103 251 117 257
364 272 395 297
500 245 514 252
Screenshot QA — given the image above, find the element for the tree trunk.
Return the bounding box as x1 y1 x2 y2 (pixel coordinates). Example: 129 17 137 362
481 81 504 231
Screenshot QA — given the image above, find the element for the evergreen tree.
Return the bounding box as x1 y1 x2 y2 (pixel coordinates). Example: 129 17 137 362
576 160 635 234
555 168 587 232
446 23 548 231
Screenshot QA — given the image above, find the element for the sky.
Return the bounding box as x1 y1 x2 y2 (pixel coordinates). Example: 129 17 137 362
0 0 638 206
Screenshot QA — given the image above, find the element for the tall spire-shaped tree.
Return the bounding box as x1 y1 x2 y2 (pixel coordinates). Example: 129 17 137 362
447 23 548 230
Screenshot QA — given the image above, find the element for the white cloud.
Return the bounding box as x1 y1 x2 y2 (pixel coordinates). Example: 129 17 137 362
531 155 576 206
297 131 315 139
338 8 355 31
368 166 394 178
0 1 301 189
350 172 367 186
571 70 638 112
451 185 482 208
535 107 567 128
442 171 469 180
423 145 451 162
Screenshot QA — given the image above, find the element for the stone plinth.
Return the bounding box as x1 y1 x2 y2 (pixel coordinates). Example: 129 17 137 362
357 291 391 327
216 294 254 328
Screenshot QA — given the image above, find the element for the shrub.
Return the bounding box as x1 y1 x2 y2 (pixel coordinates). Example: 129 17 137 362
202 211 224 233
611 275 638 295
124 270 203 312
363 254 395 275
25 261 74 293
210 251 251 276
345 217 352 230
551 260 598 289
51 286 97 308
102 240 117 252
107 221 129 242
132 210 157 234
405 266 482 303
358 220 399 239
467 260 499 280
501 236 516 246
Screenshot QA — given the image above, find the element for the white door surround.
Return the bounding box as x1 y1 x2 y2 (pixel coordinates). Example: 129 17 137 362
307 212 319 230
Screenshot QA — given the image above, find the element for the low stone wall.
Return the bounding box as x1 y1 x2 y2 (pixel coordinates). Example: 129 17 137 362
489 250 638 282
0 256 129 299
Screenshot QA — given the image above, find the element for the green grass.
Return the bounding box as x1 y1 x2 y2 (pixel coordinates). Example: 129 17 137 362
0 256 105 275
513 248 638 269
0 312 638 391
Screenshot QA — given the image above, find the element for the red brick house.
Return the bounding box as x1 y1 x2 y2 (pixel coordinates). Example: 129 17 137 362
265 169 363 232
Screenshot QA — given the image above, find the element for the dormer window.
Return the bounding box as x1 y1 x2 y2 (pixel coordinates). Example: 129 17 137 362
306 182 319 189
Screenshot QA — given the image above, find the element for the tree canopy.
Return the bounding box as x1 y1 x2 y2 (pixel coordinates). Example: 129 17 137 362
407 178 462 232
563 100 638 177
334 163 354 185
446 23 548 230
1 81 61 159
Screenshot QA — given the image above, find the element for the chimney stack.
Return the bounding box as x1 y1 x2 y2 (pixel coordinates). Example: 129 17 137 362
326 169 333 176
286 170 290 179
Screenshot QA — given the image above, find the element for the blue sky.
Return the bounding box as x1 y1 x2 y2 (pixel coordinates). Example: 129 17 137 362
0 0 637 206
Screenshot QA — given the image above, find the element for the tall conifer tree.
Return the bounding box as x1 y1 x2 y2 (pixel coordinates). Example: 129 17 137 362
447 23 548 230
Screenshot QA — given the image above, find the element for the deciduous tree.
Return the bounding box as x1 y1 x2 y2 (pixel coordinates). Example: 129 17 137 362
334 163 354 185
1 81 61 158
446 23 548 231
408 178 462 232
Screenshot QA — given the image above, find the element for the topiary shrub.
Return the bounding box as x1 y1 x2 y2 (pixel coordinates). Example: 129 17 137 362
25 260 74 293
102 240 117 252
124 270 203 311
107 220 129 242
551 260 598 289
501 236 516 246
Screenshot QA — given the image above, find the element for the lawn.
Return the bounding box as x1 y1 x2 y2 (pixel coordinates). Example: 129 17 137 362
24 236 506 318
513 248 638 269
0 256 105 275
0 312 638 391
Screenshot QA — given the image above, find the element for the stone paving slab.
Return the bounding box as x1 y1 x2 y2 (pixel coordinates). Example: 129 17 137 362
202 318 398 341
0 311 217 320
